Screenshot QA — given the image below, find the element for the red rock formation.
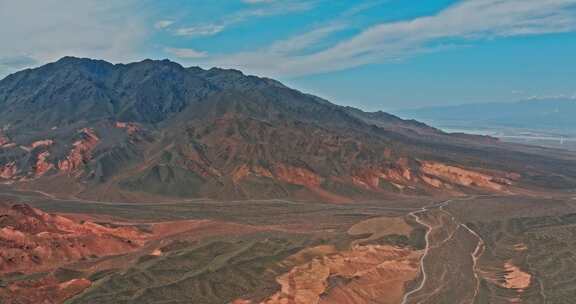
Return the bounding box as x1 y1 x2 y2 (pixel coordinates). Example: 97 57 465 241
346 158 516 195
260 245 422 304
0 204 146 274
0 132 9 146
115 121 139 135
351 168 382 190
231 164 274 184
1 143 16 148
350 160 412 191
0 275 91 304
34 151 54 177
0 162 18 179
58 128 99 173
227 158 512 199
273 164 323 187
419 161 511 191
21 140 55 152
232 164 251 183
31 139 54 149
420 174 446 188
230 163 324 191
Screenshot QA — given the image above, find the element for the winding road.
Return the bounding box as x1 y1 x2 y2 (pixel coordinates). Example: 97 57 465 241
401 197 486 304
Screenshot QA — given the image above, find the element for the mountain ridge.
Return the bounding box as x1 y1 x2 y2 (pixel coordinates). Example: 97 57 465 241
1 57 575 203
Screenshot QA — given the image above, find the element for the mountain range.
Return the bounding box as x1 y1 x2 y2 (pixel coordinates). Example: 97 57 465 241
1 57 575 203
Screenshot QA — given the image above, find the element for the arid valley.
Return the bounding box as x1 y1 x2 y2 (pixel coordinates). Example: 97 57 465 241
0 58 575 303
2 1 576 302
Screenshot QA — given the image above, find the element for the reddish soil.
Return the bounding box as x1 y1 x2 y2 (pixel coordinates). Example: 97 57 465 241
503 262 532 290
149 219 269 242
0 275 91 304
0 203 314 304
115 121 139 135
0 204 146 274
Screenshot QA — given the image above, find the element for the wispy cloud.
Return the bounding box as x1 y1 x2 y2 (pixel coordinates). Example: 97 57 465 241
268 23 346 54
174 24 225 37
154 20 174 29
173 0 316 38
202 0 576 77
165 47 207 59
527 93 576 100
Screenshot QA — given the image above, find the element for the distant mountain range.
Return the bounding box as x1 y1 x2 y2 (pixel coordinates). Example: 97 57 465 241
1 57 575 203
397 98 576 132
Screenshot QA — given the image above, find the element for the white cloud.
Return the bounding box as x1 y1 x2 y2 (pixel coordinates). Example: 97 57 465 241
174 24 226 37
165 47 207 59
0 0 147 76
268 23 346 54
203 0 576 77
155 20 174 29
173 0 315 38
527 94 576 100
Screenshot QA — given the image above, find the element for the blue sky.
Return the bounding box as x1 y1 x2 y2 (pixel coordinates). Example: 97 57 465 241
1 0 576 110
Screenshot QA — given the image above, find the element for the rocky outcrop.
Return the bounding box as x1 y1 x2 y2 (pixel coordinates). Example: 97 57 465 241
0 162 18 180
0 129 100 181
20 139 55 152
273 164 323 187
260 245 421 304
419 161 512 191
34 151 54 177
0 204 146 274
347 158 514 194
0 132 9 146
58 128 99 173
420 174 445 188
115 122 139 135
31 139 54 149
183 156 514 201
350 160 413 191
